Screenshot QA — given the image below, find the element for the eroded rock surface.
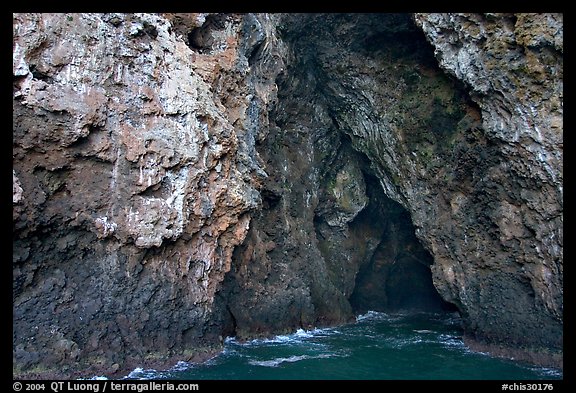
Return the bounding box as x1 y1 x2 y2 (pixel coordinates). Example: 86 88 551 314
13 12 277 377
414 13 563 365
13 13 562 378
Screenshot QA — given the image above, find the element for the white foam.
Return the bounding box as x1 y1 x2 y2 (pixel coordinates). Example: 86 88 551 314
294 328 313 338
126 367 144 376
169 361 191 372
248 353 337 368
530 367 563 378
224 336 237 344
230 326 337 347
356 310 389 322
355 310 410 323
437 333 466 349
123 367 162 380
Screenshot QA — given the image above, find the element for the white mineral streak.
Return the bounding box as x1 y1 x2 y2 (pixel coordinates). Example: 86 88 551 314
13 170 23 204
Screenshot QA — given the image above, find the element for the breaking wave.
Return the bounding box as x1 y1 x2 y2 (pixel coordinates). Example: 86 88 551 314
248 353 341 367
101 311 561 380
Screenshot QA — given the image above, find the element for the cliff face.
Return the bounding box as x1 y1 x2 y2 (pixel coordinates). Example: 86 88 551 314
414 13 563 363
13 13 563 378
13 13 278 377
216 14 459 342
220 13 563 367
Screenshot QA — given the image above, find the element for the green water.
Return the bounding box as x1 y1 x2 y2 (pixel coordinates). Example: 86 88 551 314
124 312 562 380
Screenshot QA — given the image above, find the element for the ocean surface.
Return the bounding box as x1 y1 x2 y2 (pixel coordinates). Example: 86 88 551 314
121 311 562 380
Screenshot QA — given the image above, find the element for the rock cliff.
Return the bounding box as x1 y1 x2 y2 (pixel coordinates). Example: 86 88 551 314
413 13 562 366
13 12 276 377
13 13 562 378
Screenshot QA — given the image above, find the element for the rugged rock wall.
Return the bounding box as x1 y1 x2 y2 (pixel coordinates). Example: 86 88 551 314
414 13 563 365
215 14 458 342
220 13 563 367
13 13 563 378
13 12 279 377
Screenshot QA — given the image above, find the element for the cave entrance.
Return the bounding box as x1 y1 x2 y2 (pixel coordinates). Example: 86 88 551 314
348 173 457 315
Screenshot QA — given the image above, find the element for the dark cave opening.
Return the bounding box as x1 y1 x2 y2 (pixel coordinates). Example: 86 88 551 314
216 13 463 341
348 172 458 315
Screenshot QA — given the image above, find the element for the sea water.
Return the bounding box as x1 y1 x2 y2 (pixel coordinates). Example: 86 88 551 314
123 311 562 380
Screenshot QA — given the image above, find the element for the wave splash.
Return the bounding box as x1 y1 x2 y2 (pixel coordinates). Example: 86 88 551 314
248 353 339 367
93 310 560 380
225 326 339 347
